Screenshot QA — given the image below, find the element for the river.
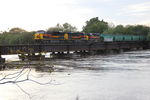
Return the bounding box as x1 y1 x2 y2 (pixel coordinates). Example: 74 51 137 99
0 50 150 100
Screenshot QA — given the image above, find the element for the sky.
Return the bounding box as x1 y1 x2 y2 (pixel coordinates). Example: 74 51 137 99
0 0 150 31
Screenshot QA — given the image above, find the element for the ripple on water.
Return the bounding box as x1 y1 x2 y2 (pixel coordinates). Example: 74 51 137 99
1 50 150 100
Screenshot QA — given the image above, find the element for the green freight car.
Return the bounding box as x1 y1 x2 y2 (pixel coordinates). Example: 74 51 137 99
113 35 124 41
99 34 114 42
99 34 147 42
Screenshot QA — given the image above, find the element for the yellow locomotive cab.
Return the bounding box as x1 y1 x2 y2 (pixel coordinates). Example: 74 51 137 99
85 35 89 40
64 33 69 40
34 30 45 40
34 33 43 39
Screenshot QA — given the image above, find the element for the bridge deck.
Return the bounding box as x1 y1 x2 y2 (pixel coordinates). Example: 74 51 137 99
0 41 148 55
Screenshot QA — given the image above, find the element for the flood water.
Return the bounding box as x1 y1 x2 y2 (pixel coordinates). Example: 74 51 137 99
1 50 150 100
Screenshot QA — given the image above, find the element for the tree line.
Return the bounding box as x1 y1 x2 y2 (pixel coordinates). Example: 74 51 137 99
83 17 150 36
0 28 35 45
0 17 150 45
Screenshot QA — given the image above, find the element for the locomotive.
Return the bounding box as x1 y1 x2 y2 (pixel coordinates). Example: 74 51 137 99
34 30 98 43
34 30 147 43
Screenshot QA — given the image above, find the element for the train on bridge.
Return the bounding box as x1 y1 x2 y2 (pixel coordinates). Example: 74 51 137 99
34 30 147 43
0 30 148 64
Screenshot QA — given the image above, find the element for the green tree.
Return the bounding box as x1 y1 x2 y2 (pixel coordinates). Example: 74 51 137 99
82 17 108 33
0 30 35 45
124 25 150 35
9 27 27 34
113 25 125 34
103 28 114 34
147 32 150 40
47 23 77 32
62 23 77 32
124 25 134 35
47 23 63 32
133 25 150 35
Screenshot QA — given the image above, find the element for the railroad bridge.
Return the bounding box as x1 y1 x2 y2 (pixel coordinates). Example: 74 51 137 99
0 41 149 63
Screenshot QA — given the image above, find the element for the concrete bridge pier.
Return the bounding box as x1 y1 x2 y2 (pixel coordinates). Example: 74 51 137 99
96 49 121 55
130 48 137 51
123 48 130 52
82 50 90 55
0 55 5 64
79 50 92 56
102 49 115 54
89 50 97 55
73 51 77 54
51 52 56 56
73 51 80 55
51 51 71 59
19 53 45 61
96 50 106 54
67 51 70 54
0 55 6 70
49 52 54 58
113 49 121 54
138 47 143 50
119 49 124 53
51 52 59 58
73 50 90 57
50 52 56 58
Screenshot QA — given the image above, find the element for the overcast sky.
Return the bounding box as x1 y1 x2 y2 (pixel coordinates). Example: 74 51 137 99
0 0 150 31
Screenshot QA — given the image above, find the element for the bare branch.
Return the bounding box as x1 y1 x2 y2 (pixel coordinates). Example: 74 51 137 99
0 61 55 98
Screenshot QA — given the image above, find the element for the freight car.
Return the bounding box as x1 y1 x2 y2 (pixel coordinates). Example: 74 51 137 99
100 34 146 42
